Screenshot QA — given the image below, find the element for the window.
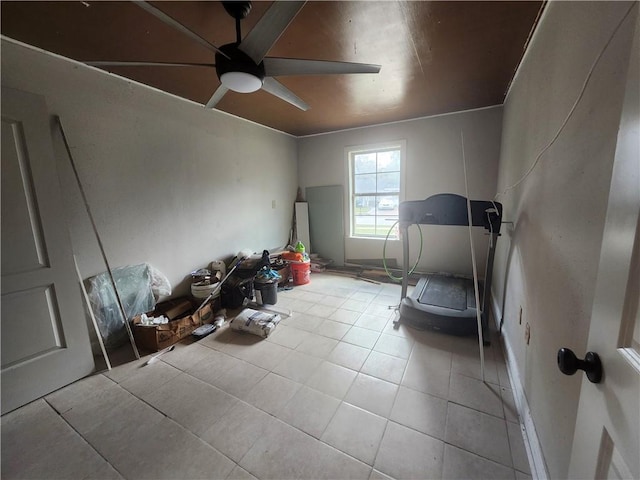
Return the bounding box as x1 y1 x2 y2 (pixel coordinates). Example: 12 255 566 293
348 141 404 239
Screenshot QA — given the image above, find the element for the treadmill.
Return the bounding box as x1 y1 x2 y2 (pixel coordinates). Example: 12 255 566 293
395 193 502 344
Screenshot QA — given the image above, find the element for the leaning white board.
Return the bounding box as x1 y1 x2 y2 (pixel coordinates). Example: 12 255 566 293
295 202 311 253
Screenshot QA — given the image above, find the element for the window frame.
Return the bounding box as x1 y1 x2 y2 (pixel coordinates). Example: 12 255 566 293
346 140 406 240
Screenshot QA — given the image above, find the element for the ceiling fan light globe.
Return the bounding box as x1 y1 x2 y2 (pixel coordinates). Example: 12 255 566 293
220 72 263 93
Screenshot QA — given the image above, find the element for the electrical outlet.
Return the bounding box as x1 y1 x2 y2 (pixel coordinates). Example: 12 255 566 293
519 306 523 325
525 322 531 345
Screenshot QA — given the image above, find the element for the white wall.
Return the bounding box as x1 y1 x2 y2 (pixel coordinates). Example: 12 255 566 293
493 2 638 478
298 107 503 277
1 38 298 298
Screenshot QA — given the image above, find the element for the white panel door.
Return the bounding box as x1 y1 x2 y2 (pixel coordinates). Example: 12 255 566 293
1 87 94 414
568 10 639 479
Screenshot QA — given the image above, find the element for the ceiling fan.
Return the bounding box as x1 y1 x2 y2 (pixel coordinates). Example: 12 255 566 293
87 0 382 111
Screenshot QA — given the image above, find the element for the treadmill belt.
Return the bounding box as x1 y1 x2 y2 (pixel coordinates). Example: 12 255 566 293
418 276 468 311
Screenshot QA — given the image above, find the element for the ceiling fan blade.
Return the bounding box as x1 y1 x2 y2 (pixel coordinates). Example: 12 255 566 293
263 58 381 77
261 77 309 111
239 1 306 64
133 1 228 59
205 85 229 109
86 61 216 68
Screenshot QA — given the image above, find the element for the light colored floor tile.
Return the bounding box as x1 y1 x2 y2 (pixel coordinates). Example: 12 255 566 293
143 373 236 435
357 283 384 295
452 351 500 385
102 353 153 383
214 328 265 358
186 348 244 386
445 402 512 467
343 326 381 349
325 286 358 298
443 444 516 480
342 299 370 313
118 359 183 398
227 465 258 480
321 403 387 465
350 291 376 303
381 319 417 338
208 359 269 398
239 339 291 371
389 386 448 439
62 383 163 437
373 334 413 359
296 333 339 359
361 351 407 384
287 314 326 332
244 372 302 414
401 355 450 399
355 314 389 332
200 400 275 462
299 292 326 303
277 385 341 438
501 386 519 423
160 342 215 371
449 373 505 418
515 470 533 480
306 361 357 399
307 304 338 318
371 294 399 307
240 418 371 479
321 295 347 307
316 319 352 340
507 420 531 474
1 399 122 480
267 324 312 349
45 373 115 414
498 361 513 388
92 416 235 480
329 308 362 325
3 273 534 480
363 303 395 319
374 421 444 480
327 342 371 371
273 350 324 383
369 469 393 480
410 342 453 371
345 373 399 418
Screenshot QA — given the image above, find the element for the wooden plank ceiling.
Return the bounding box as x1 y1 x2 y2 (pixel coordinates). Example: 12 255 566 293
1 1 543 136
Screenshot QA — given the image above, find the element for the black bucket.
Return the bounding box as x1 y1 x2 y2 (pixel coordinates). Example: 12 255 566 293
255 281 278 305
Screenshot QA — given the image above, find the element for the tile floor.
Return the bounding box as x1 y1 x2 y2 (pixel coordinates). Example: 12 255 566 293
1 273 532 480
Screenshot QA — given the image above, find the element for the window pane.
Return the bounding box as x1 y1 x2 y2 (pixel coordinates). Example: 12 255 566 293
377 150 400 172
354 196 376 215
377 172 400 192
353 215 376 237
354 153 376 174
354 174 376 194
376 195 398 214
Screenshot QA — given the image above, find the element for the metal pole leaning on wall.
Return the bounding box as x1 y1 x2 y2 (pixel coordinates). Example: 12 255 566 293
55 116 140 360
461 131 486 382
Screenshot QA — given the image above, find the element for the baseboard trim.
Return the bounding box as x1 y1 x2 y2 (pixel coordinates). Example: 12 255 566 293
491 294 549 480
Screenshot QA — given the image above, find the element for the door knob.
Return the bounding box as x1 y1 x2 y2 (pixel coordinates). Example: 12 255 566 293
557 348 603 383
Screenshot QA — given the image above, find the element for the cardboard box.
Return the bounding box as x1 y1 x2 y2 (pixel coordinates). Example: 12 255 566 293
132 298 213 352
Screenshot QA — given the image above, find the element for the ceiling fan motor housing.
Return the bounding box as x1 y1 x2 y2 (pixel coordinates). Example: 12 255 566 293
216 43 265 92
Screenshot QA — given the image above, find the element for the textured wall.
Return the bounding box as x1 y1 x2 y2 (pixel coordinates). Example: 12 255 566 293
1 39 298 299
493 2 638 477
298 106 503 276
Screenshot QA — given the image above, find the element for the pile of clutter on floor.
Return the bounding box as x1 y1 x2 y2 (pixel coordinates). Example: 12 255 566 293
87 242 319 356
